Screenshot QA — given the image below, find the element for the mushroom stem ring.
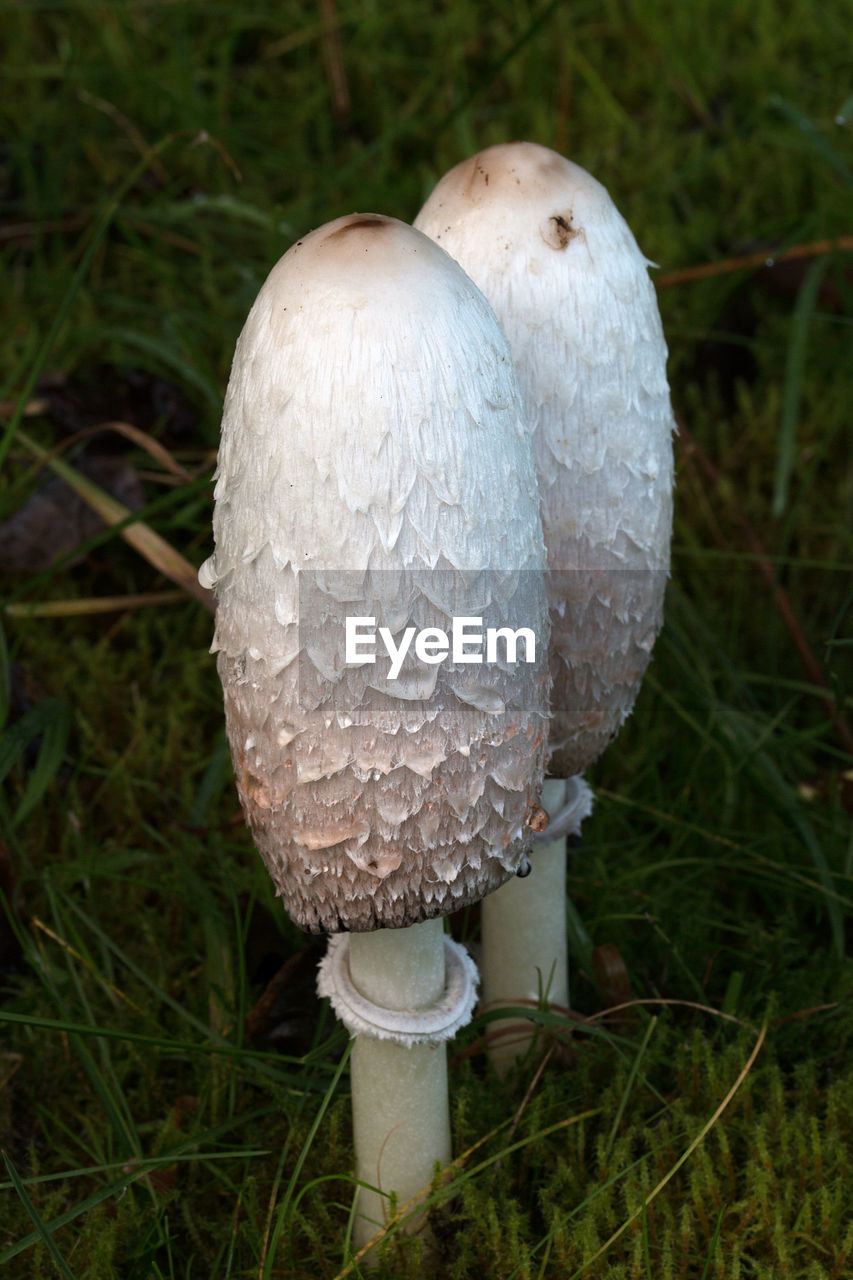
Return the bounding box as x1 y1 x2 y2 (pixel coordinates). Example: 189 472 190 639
318 933 479 1047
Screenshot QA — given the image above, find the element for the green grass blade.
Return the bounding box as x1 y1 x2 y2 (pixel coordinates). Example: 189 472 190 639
62 894 228 1043
263 1040 353 1277
699 1204 726 1280
13 699 72 826
2 1152 79 1279
768 94 853 185
604 1016 658 1161
0 1119 274 1265
88 325 221 408
190 731 233 827
774 255 830 516
0 697 72 829
0 133 182 477
0 618 9 729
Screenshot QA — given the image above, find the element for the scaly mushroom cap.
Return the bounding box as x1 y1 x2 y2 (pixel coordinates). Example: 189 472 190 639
415 143 675 777
200 213 550 932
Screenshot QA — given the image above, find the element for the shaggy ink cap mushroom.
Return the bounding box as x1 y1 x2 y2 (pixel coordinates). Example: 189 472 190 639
415 143 676 777
200 212 550 933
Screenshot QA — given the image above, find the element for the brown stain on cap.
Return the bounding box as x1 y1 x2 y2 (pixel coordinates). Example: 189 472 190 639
542 212 579 250
325 214 392 239
464 154 492 198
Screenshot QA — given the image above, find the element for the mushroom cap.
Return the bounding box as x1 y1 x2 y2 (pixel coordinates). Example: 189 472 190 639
414 143 676 776
200 213 550 932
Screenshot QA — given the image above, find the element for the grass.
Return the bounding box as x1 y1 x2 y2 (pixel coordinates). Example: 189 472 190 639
1 0 851 1275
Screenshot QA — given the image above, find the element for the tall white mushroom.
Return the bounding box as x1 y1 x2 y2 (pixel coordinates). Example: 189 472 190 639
415 142 675 1064
199 213 550 1248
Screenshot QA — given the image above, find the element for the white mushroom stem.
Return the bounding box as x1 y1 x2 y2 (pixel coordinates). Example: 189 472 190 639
480 776 593 1071
318 920 479 1251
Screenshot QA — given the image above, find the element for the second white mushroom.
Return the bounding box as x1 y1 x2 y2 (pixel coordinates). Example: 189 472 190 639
416 142 676 1064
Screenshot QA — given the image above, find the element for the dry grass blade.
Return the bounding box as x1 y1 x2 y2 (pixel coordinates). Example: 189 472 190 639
502 1044 555 1156
86 421 196 482
318 0 351 122
0 399 50 418
6 591 188 618
4 412 208 483
585 997 749 1028
77 88 169 183
31 917 143 1014
655 235 853 288
14 428 215 613
0 408 201 483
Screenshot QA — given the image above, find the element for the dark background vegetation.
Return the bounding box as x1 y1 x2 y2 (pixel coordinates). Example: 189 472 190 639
1 1 851 1276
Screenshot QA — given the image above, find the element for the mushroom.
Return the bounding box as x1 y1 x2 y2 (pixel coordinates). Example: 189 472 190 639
199 212 550 1245
415 142 675 1063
